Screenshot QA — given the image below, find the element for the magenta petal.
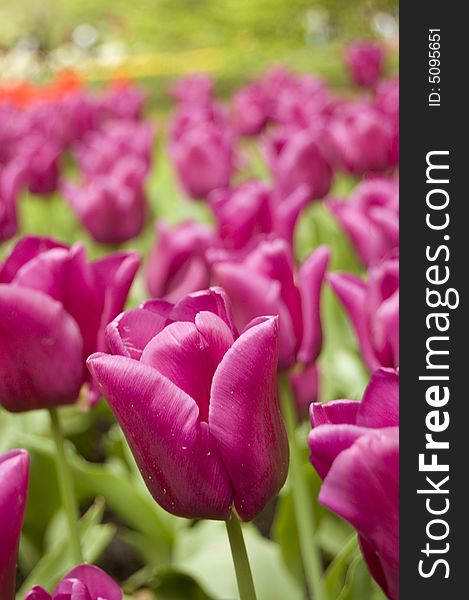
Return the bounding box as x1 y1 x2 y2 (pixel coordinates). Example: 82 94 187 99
0 449 29 600
310 399 360 427
0 286 83 412
319 428 399 600
328 272 379 371
87 353 233 519
357 368 399 428
209 316 288 520
106 308 168 359
275 184 311 246
290 362 320 416
52 578 92 600
24 587 51 600
11 247 69 301
0 236 66 284
297 245 330 364
140 314 233 421
56 564 122 600
308 423 368 479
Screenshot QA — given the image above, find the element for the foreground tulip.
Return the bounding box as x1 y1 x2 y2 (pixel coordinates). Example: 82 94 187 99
329 255 399 372
209 181 312 250
328 177 399 267
212 238 330 370
145 220 216 301
265 127 333 200
309 368 399 599
87 287 288 521
0 236 140 410
24 564 122 600
345 41 384 88
62 158 147 244
0 449 30 600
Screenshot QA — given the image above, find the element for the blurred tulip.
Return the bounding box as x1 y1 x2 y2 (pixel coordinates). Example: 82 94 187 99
169 119 235 199
88 287 288 521
265 127 333 200
329 255 399 371
0 162 26 242
328 177 399 266
0 449 29 600
209 181 312 250
345 41 384 88
231 82 270 136
62 157 147 244
145 220 216 302
212 237 330 369
309 368 399 599
0 236 140 410
15 136 60 195
24 564 122 600
330 102 396 175
169 74 214 105
101 82 146 121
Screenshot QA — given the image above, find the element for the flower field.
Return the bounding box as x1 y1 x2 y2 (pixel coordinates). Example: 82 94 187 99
1 19 399 600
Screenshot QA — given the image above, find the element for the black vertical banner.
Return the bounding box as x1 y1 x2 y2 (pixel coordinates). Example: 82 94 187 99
400 3 467 598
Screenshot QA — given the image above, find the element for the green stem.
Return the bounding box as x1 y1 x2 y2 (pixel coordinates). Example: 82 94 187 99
279 372 327 600
225 513 257 600
48 408 83 564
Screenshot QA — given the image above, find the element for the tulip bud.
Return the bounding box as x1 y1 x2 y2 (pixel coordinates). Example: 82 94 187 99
145 220 216 302
309 368 399 599
24 564 122 600
328 255 399 372
0 449 30 600
88 287 288 521
345 41 384 88
0 236 140 410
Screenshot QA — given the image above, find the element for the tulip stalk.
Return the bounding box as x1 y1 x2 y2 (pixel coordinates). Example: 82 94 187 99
48 408 83 563
279 373 327 600
225 513 257 600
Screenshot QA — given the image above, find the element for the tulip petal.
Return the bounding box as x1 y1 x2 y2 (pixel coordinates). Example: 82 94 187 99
0 286 83 412
140 313 233 421
0 449 29 600
0 236 66 284
308 423 368 479
57 565 122 600
209 316 288 520
357 368 399 428
106 307 168 359
23 587 51 600
87 353 232 519
297 245 330 364
310 399 360 427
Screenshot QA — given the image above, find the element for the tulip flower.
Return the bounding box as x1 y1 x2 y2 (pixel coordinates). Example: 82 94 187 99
87 287 288 521
169 74 214 106
231 82 271 136
329 255 399 372
309 368 399 599
330 102 396 175
101 82 146 121
145 220 216 302
345 41 384 88
212 237 330 370
0 236 140 410
15 136 60 195
24 564 122 600
265 127 333 201
61 157 148 244
328 177 399 267
0 449 30 600
209 180 312 250
169 119 235 199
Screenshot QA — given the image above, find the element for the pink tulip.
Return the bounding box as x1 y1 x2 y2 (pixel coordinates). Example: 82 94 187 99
145 220 216 302
101 83 146 121
15 136 60 195
209 181 312 250
309 368 399 599
330 102 396 175
0 449 30 600
169 74 214 106
345 41 384 88
25 564 122 600
265 127 333 200
0 162 26 242
87 287 288 521
169 119 235 199
328 177 399 267
61 157 147 244
231 82 271 136
329 255 399 372
0 236 140 410
212 237 330 369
